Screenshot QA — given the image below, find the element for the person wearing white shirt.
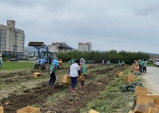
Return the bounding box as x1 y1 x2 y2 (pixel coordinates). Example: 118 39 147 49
69 59 81 93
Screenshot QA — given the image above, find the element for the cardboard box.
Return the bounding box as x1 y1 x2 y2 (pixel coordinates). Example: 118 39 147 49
128 110 134 113
87 64 90 68
134 104 147 113
60 75 71 84
136 95 155 105
125 74 136 83
116 72 123 78
145 107 158 113
123 65 127 69
134 86 149 96
33 72 41 78
145 102 159 111
134 104 158 113
154 104 159 110
0 106 3 113
17 106 40 113
78 74 85 81
147 94 159 105
89 109 99 113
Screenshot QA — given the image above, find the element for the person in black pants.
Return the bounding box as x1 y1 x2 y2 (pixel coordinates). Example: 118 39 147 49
48 59 58 86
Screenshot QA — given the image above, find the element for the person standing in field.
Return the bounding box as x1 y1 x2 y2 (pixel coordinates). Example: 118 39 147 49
70 58 75 64
143 59 147 73
138 59 143 73
102 60 104 66
48 58 59 87
69 59 81 93
106 60 111 67
121 60 125 67
0 54 4 68
80 61 87 88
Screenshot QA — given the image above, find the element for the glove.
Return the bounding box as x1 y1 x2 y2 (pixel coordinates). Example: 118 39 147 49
49 71 52 74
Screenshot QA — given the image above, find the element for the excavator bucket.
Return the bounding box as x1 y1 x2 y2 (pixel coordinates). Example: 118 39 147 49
28 42 45 46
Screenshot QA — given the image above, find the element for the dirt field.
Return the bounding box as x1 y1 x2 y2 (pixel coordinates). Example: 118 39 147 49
0 65 125 113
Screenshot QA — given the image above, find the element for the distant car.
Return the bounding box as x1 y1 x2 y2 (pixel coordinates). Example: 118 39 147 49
154 60 159 67
85 60 94 64
10 58 19 61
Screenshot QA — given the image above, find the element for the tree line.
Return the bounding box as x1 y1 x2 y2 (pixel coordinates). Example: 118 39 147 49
56 50 150 64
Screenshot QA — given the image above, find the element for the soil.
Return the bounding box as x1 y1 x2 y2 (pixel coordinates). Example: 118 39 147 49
41 73 115 113
0 71 33 84
0 71 31 79
0 67 124 113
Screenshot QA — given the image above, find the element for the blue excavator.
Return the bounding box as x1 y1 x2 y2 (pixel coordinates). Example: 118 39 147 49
28 42 55 71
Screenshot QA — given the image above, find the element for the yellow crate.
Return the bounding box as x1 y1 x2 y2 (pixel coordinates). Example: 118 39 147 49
17 106 40 113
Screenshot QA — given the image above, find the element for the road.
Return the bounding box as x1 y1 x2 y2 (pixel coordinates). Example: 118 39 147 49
141 66 159 94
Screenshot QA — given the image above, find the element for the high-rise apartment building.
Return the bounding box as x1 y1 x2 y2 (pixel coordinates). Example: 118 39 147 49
0 20 25 57
78 42 92 52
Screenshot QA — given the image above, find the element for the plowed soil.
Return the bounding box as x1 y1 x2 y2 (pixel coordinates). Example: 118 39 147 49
0 67 124 113
41 73 115 113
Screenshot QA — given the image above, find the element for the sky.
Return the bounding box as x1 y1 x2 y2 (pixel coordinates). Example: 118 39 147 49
0 0 159 53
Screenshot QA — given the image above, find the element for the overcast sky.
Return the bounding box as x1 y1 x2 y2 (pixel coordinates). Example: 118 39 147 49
0 0 159 53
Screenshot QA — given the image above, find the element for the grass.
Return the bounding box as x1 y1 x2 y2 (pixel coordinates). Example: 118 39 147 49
80 67 134 113
147 61 154 66
0 61 34 70
0 83 14 90
62 62 70 67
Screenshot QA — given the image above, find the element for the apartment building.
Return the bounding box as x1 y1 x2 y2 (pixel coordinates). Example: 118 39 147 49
78 42 92 52
48 42 73 53
0 20 25 57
